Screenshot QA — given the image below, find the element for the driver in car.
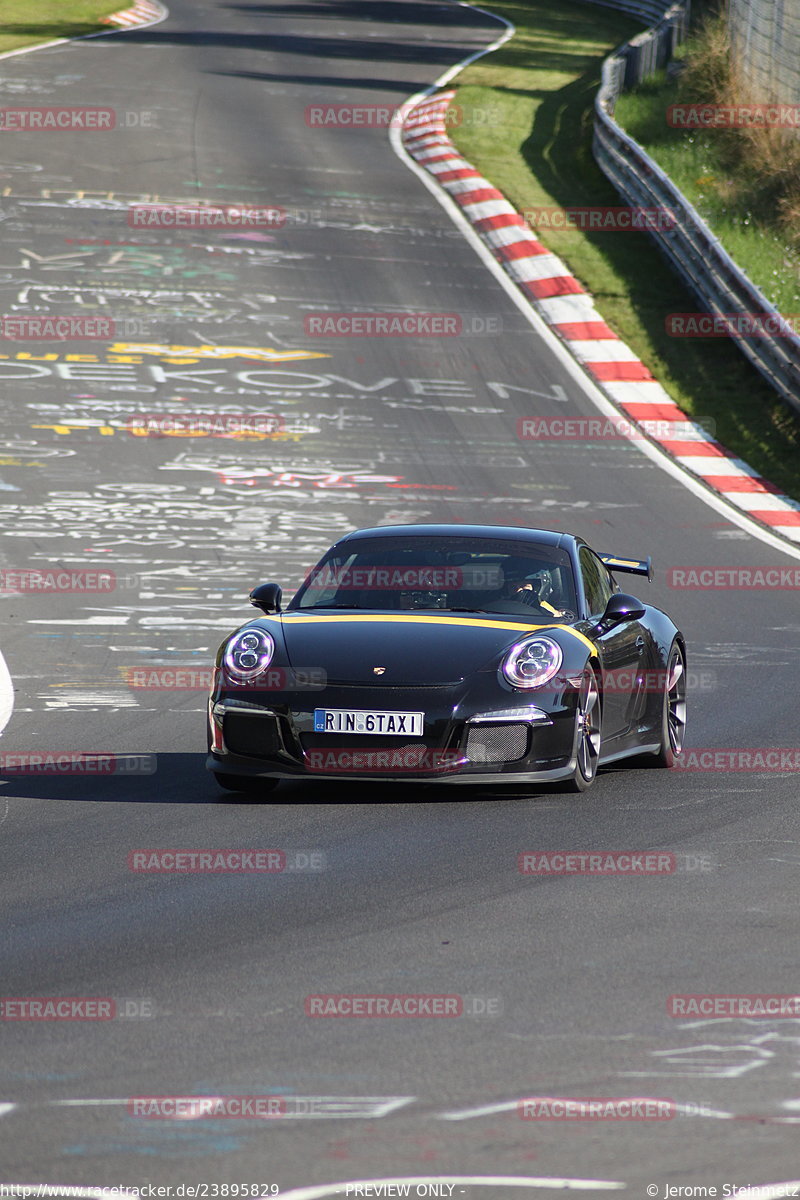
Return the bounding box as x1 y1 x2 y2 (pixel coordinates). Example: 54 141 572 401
510 568 569 618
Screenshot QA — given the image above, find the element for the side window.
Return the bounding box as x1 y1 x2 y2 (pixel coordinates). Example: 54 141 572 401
579 547 615 617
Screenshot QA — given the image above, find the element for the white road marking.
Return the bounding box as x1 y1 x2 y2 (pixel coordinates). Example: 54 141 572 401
391 7 800 563
27 617 129 626
42 692 140 709
277 1178 625 1200
28 1095 415 1119
438 1099 517 1120
128 1096 416 1121
0 649 14 736
620 1046 770 1078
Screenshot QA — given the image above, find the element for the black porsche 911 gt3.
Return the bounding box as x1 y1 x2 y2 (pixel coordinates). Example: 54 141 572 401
206 524 686 794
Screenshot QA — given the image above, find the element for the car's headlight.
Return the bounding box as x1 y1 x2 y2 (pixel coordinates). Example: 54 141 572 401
502 636 563 689
223 628 275 682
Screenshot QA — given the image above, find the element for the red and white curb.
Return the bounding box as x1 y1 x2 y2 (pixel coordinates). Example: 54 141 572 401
0 0 166 61
402 89 800 544
103 0 165 27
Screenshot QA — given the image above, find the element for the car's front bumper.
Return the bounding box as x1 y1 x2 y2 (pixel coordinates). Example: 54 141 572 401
206 681 580 785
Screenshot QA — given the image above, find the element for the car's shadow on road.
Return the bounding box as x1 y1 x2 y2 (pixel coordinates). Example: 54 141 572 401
0 752 595 806
0 753 254 805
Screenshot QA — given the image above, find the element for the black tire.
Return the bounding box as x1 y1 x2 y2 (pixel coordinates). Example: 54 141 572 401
562 665 602 793
213 772 280 795
647 641 687 767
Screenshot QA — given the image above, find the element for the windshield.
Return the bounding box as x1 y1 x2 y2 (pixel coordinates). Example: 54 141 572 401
289 536 578 621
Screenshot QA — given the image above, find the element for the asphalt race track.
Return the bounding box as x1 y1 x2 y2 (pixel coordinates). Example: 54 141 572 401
1 1 800 1195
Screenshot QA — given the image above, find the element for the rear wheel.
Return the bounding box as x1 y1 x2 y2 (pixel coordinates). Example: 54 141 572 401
563 666 601 793
213 772 280 796
648 642 687 767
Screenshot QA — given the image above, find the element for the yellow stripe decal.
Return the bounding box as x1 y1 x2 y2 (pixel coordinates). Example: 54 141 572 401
545 626 595 653
262 613 597 653
604 557 642 568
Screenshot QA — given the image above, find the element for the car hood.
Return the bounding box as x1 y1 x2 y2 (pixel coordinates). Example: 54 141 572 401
271 611 560 686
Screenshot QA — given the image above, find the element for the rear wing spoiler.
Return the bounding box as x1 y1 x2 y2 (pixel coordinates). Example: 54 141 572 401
598 554 652 582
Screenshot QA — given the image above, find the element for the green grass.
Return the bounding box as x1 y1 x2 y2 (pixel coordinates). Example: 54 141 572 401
448 0 800 501
616 74 800 313
0 0 124 54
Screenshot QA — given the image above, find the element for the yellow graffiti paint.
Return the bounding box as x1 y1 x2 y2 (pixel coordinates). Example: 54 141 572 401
108 343 329 363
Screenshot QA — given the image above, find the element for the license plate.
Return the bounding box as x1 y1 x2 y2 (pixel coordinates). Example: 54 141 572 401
313 708 424 736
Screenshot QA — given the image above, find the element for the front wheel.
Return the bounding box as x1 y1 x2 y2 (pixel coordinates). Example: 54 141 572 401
648 641 687 767
213 772 280 796
563 666 602 793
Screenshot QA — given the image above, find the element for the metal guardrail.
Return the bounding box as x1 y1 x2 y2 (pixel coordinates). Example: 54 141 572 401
590 0 800 414
581 0 682 29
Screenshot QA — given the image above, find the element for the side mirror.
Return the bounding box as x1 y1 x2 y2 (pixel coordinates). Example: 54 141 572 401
249 582 282 615
594 592 646 630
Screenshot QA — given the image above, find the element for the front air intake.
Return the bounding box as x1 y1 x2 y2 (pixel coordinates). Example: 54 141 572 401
466 724 529 763
223 712 281 758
